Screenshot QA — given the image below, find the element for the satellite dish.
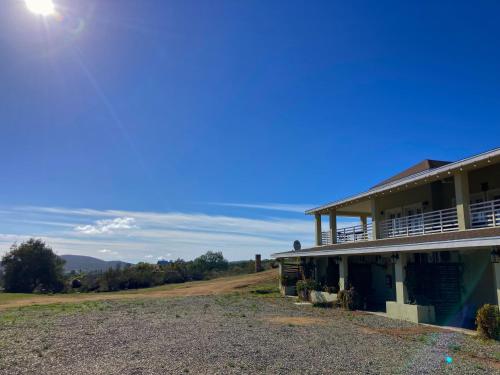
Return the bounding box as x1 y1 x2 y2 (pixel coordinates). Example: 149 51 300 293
293 240 301 251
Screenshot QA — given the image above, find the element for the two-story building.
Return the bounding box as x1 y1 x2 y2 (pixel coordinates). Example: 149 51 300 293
272 148 500 328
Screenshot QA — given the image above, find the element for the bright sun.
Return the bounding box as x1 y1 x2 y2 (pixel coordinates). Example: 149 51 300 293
25 0 55 16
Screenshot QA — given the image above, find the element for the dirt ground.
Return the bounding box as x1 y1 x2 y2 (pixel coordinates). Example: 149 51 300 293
1 288 499 374
0 270 276 311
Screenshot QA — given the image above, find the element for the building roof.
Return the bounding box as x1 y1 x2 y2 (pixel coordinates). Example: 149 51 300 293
371 159 451 188
305 147 500 215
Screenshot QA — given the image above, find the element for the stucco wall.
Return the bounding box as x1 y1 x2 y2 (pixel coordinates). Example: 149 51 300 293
461 249 496 308
468 163 500 196
374 184 433 223
371 263 396 304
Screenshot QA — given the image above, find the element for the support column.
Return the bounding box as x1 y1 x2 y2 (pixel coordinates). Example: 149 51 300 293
494 263 500 308
370 199 379 239
338 255 349 290
454 171 471 231
360 214 368 239
315 214 322 246
394 252 408 304
329 209 337 244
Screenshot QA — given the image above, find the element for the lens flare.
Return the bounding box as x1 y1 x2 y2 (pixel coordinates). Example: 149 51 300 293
25 0 56 16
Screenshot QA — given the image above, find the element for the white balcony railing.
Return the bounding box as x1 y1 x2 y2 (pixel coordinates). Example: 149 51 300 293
321 223 373 245
470 198 500 228
379 207 459 239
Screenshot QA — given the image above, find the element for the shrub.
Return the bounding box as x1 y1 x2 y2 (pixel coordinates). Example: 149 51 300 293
296 279 319 301
337 287 361 311
475 304 500 340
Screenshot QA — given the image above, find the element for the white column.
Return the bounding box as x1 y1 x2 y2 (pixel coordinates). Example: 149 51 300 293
394 252 408 304
370 199 379 239
315 214 322 246
338 255 349 290
360 215 368 239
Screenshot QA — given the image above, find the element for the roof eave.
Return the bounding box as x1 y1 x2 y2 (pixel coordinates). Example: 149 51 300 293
304 147 500 215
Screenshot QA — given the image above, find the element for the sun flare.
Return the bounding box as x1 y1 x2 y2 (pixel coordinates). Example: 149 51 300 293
25 0 55 16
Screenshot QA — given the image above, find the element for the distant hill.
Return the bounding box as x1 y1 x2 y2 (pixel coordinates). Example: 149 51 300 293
60 255 131 273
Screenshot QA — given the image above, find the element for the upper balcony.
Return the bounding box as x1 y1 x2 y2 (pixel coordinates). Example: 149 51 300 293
319 200 500 245
311 148 500 247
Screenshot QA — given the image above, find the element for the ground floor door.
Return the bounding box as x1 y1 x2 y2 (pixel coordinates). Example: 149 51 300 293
348 263 372 309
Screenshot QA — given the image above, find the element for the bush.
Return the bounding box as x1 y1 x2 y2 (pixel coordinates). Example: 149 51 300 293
337 287 361 311
296 279 319 301
475 304 500 340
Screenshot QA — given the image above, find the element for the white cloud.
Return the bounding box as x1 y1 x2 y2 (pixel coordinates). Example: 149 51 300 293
99 249 119 256
157 254 172 261
75 217 137 234
0 204 363 262
210 202 313 213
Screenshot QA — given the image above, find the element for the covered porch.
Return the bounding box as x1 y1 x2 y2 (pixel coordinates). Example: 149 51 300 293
275 232 500 327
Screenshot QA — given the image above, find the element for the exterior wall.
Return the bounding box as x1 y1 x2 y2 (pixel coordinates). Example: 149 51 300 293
430 178 455 210
386 301 436 324
374 184 434 223
315 257 328 285
468 163 500 194
460 249 496 311
468 163 500 200
371 263 396 304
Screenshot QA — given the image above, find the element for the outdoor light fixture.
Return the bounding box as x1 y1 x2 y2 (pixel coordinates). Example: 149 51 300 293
491 247 500 263
390 253 399 264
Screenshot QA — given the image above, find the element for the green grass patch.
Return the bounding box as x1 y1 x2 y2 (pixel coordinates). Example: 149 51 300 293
0 301 110 326
0 292 37 305
417 332 439 346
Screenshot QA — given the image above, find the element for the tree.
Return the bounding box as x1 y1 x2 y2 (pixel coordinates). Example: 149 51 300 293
1 239 65 293
191 251 229 273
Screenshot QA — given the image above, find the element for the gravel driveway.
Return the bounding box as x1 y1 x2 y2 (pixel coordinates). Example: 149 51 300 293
0 293 498 374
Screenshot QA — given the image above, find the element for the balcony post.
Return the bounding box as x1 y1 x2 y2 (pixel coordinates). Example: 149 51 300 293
338 255 349 290
370 199 379 239
315 214 322 246
454 171 471 230
360 214 368 239
395 252 408 304
329 209 337 244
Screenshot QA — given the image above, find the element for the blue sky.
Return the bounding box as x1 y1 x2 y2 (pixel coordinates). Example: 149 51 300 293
0 0 499 261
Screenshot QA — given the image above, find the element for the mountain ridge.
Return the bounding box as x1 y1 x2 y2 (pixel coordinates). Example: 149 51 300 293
61 254 131 273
